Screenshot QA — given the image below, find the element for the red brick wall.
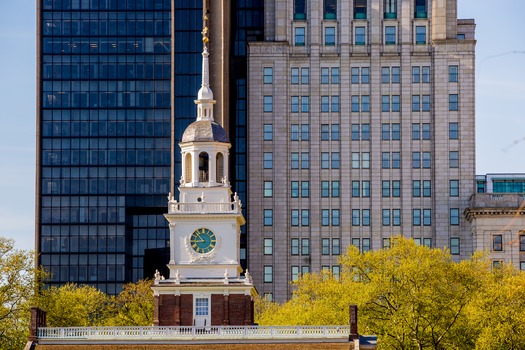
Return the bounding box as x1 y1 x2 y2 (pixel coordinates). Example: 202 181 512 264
227 294 253 325
211 294 225 325
180 294 193 326
158 295 178 326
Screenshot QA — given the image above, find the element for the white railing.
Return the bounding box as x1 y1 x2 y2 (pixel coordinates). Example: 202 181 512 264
168 201 241 214
38 326 350 341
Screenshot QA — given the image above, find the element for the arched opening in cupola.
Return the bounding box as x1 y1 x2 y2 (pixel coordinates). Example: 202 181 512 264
185 153 192 183
216 153 224 182
199 152 209 182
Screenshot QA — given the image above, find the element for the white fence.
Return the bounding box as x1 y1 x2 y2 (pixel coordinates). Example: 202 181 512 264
38 326 351 341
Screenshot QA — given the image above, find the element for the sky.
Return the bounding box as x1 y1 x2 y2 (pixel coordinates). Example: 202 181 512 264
0 0 524 251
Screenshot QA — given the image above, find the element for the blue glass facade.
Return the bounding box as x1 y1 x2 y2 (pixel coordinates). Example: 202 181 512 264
38 0 202 294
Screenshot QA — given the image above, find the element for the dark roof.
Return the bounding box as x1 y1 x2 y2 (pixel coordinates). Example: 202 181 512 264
181 120 229 143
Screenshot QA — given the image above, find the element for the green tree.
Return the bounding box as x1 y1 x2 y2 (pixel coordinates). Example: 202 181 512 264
105 279 154 326
0 236 41 350
39 283 110 327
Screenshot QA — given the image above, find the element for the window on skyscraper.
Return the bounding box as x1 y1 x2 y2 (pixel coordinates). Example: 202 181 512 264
321 124 329 140
450 180 459 197
325 27 336 46
449 65 459 82
450 209 460 225
264 181 273 197
324 0 337 19
263 152 273 169
263 124 273 140
264 239 273 255
263 95 273 112
264 209 273 226
264 266 273 283
331 67 339 84
415 0 427 18
331 124 340 140
294 0 307 20
291 68 299 84
412 95 420 111
385 26 396 45
449 122 459 139
301 124 309 140
449 151 459 168
295 27 306 46
415 26 427 44
355 27 366 45
321 96 330 112
301 68 309 84
263 67 273 84
291 181 299 198
301 181 309 197
493 235 503 251
384 0 397 18
449 94 459 111
450 238 460 255
354 0 367 19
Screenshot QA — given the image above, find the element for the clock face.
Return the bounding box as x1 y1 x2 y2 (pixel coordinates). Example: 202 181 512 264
190 228 217 254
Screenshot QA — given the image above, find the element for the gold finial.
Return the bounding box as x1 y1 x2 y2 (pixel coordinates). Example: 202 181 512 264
202 13 209 44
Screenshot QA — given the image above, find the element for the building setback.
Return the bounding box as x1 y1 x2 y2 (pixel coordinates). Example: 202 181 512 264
248 0 476 301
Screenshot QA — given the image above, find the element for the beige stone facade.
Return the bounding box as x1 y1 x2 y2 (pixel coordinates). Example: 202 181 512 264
247 0 476 301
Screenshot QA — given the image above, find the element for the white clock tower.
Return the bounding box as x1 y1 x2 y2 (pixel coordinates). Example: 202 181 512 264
151 14 256 327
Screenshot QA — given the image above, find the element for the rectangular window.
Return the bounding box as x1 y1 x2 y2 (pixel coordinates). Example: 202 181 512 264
332 238 340 255
362 152 370 168
264 238 273 255
291 124 299 141
520 235 525 251
412 66 420 83
392 67 400 83
355 27 366 45
385 26 396 45
392 152 400 169
321 181 329 197
422 123 431 140
393 209 401 226
423 238 432 247
493 235 503 251
263 96 273 112
301 181 309 197
382 124 390 140
450 180 459 197
332 152 340 169
450 237 460 255
422 152 431 168
321 152 330 169
361 67 370 83
291 181 299 198
325 27 336 45
449 151 459 168
362 238 371 252
422 66 430 83
392 180 400 197
362 209 370 226
291 96 299 113
301 209 309 226
383 238 391 249
332 209 340 226
263 67 273 84
301 238 310 255
381 67 390 84
412 123 420 140
324 0 337 19
449 94 459 111
295 27 306 46
321 124 330 140
264 209 273 226
413 209 421 226
331 124 340 140
392 123 400 140
291 209 299 226
354 0 367 19
351 67 359 84
264 152 273 169
352 153 360 169
294 0 307 20
382 209 391 226
450 208 460 225
392 95 400 112
301 152 309 169
384 0 397 18
415 0 427 18
352 209 360 226
321 96 330 112
449 65 458 82
331 96 340 112
301 124 309 140
321 68 329 84
264 181 273 197
382 152 390 169
332 181 340 197
322 238 330 255
264 266 273 283
322 209 330 226
422 95 430 111
412 95 420 112
331 67 340 84
413 180 421 197
352 181 360 197
352 238 360 250
382 95 390 112
362 181 370 197
412 152 421 168
301 96 309 112
264 124 273 141
291 266 299 282
362 124 370 140
415 26 426 44
301 68 309 84
361 95 370 112
449 123 459 139
423 209 431 226
382 180 390 197
423 180 431 197
291 68 299 84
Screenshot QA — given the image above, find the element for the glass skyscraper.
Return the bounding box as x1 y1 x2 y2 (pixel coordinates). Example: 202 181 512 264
37 0 245 293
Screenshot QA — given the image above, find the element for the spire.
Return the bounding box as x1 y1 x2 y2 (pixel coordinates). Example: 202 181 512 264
195 13 215 121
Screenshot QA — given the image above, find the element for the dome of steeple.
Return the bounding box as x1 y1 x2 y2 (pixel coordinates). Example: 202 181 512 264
181 120 229 143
